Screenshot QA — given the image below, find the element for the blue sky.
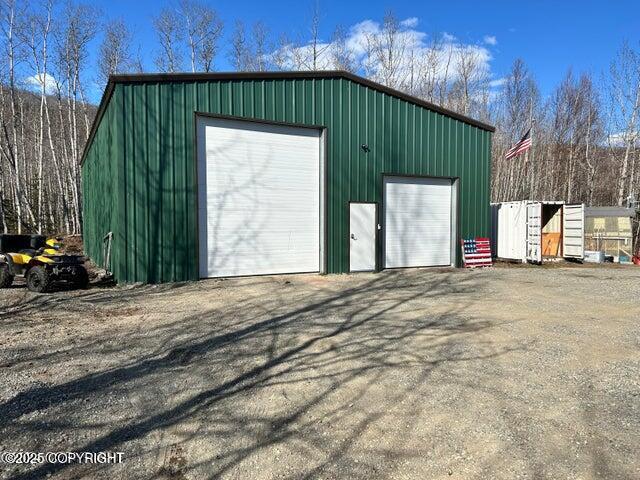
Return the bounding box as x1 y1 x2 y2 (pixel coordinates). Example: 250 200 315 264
75 0 639 103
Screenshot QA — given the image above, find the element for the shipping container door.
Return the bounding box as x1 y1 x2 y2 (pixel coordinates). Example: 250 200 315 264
495 202 528 262
197 117 322 278
562 204 584 259
526 202 542 263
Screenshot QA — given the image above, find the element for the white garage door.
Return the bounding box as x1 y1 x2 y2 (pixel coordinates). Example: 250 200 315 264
197 117 322 278
384 176 453 268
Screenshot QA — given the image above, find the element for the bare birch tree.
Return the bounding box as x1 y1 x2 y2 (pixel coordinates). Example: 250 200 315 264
576 73 602 205
364 11 406 88
179 0 223 73
98 19 133 85
229 20 272 72
330 25 356 72
229 20 250 71
251 21 269 72
53 1 97 231
153 8 183 73
278 5 330 71
22 0 54 233
607 42 640 206
303 4 329 70
0 0 34 233
449 47 488 116
270 33 292 71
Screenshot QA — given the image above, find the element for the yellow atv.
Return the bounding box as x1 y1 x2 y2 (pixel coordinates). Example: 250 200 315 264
0 234 89 293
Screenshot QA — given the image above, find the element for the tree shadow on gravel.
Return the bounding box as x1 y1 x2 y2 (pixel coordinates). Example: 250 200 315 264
1 270 523 480
0 281 199 320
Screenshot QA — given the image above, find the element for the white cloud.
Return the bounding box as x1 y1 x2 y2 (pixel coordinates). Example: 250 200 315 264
483 35 497 46
608 131 639 148
270 16 494 92
347 19 381 56
24 73 58 95
271 41 335 71
489 77 507 88
442 32 457 43
400 17 419 28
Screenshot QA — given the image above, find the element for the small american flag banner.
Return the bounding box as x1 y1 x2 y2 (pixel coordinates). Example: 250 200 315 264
461 237 492 268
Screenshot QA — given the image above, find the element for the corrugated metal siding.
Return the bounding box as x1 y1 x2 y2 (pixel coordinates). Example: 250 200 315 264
81 96 116 273
83 77 492 283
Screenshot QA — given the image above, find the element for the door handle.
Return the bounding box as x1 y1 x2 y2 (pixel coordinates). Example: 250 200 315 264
350 233 356 240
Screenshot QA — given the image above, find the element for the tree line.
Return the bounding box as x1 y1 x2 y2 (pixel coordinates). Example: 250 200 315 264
0 1 638 243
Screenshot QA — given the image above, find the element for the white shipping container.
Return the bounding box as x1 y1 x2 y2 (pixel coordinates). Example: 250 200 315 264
491 200 585 263
490 201 529 262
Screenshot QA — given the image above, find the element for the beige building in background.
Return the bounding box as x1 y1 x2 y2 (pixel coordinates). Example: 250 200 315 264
584 207 636 262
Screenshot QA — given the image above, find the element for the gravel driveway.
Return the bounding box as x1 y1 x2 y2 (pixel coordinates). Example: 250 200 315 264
0 265 639 479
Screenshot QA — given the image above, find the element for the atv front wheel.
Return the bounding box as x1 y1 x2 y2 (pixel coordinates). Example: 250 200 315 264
0 263 14 288
26 266 51 293
73 266 89 289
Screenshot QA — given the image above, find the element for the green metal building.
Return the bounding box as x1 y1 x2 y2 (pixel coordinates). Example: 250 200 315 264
81 71 494 283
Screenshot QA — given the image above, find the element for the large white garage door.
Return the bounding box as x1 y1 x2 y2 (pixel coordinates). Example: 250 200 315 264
197 117 322 278
384 176 453 268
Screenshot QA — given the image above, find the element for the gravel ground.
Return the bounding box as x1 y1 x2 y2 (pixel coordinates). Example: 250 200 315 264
0 264 638 479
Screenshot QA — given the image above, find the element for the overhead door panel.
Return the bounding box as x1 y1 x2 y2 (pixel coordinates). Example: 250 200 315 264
197 117 321 278
384 176 452 268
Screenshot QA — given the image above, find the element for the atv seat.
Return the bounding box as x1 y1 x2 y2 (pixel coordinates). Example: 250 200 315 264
0 234 46 254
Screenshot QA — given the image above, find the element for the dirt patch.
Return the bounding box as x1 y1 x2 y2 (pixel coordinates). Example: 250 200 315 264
0 265 638 479
158 444 188 480
58 234 83 254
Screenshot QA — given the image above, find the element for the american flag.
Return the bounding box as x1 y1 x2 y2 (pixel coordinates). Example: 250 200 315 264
461 238 492 268
505 128 532 159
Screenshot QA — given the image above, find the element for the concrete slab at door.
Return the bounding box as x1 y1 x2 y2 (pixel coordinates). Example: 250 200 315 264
197 116 321 278
349 203 376 272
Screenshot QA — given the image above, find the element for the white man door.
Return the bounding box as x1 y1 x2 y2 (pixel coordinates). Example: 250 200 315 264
349 203 377 272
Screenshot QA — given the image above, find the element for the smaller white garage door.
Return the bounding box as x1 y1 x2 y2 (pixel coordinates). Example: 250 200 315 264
384 176 453 268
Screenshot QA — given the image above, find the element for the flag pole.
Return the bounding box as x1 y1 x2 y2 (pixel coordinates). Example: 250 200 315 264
526 101 533 164
528 101 534 195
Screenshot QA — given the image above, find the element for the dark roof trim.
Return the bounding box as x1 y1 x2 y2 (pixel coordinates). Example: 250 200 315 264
81 70 495 166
